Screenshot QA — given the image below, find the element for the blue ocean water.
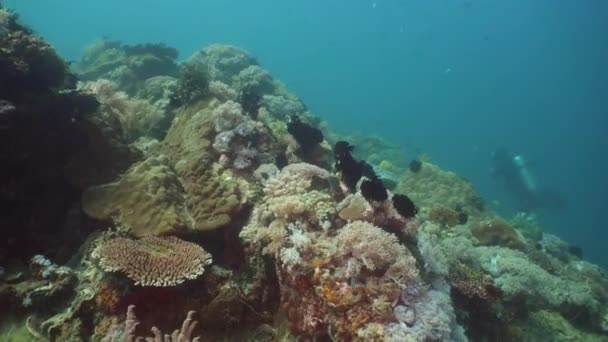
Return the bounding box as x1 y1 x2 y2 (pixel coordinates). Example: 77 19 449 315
5 0 607 266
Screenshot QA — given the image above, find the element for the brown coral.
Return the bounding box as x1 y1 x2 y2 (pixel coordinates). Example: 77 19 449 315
93 236 212 287
82 156 191 237
428 206 460 228
450 264 498 301
471 219 526 251
160 100 246 231
95 280 123 314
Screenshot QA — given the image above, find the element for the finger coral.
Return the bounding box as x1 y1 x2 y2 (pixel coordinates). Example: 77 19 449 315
102 305 201 342
93 236 212 287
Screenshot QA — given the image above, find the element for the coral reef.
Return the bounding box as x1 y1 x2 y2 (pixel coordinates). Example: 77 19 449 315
74 38 179 94
1 12 607 341
0 10 104 262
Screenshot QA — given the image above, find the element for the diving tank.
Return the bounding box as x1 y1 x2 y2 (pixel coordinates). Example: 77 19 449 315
513 155 537 194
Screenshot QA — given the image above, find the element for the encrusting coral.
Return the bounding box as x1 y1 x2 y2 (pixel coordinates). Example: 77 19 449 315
81 155 191 237
93 236 212 287
159 100 249 231
428 206 461 228
471 219 526 251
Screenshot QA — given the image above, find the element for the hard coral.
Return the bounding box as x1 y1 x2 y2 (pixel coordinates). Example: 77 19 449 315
397 161 485 216
102 305 201 342
471 219 525 251
82 156 190 237
160 100 247 231
190 44 257 85
450 263 497 301
95 280 123 314
337 221 402 272
0 27 72 97
173 59 210 106
428 206 460 228
93 236 212 287
74 38 179 94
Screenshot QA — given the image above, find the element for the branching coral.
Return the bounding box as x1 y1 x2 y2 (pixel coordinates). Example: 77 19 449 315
93 236 212 287
102 305 201 342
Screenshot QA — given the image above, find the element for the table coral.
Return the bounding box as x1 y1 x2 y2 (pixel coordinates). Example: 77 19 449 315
93 236 212 287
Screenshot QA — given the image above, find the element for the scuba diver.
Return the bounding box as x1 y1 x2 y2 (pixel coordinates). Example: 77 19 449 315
490 147 565 212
